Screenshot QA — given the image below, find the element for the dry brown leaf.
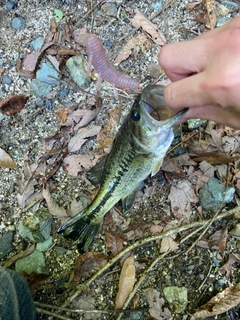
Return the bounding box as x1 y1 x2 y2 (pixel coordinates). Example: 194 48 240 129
191 152 238 165
114 33 151 65
115 256 135 309
129 9 166 46
193 283 240 318
50 19 58 33
220 253 240 277
42 184 69 221
208 228 228 252
199 161 216 178
63 153 102 177
22 41 53 72
68 125 101 153
161 154 197 173
56 108 69 124
160 236 178 253
17 165 38 209
0 148 17 168
70 252 108 282
188 169 210 193
97 107 120 152
143 288 171 320
168 180 198 222
104 231 124 256
0 95 28 115
204 0 216 29
65 108 100 131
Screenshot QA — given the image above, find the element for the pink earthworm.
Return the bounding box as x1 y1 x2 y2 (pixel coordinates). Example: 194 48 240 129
74 32 140 91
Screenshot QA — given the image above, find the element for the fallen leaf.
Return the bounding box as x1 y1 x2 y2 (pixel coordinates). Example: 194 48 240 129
65 107 100 131
68 125 101 153
114 33 151 65
21 271 51 291
160 236 178 253
50 19 58 33
55 108 69 123
191 152 238 164
220 253 240 277
17 165 38 209
161 154 197 173
193 283 240 318
22 42 53 72
0 95 28 115
199 161 216 178
3 244 35 268
168 180 198 222
104 231 124 257
42 184 69 221
208 228 228 252
129 10 166 46
115 256 135 309
143 288 171 320
70 252 108 282
98 107 120 152
63 153 102 177
0 148 17 168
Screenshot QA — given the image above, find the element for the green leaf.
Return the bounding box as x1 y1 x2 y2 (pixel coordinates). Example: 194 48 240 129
53 9 64 21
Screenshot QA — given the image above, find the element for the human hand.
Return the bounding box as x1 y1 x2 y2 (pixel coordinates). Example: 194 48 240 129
158 17 240 128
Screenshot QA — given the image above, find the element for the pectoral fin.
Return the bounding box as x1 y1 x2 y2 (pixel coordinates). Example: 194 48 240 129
87 156 107 185
151 159 163 177
121 182 144 212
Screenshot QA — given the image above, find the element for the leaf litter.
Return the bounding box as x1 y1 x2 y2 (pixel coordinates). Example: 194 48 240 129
1 1 240 319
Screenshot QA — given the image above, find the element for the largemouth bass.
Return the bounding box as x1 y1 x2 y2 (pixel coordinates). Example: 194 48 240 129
58 84 187 253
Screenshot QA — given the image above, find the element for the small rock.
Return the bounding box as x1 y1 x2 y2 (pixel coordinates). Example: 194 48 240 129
55 246 68 254
101 3 118 17
36 62 60 85
66 56 91 88
0 232 14 259
104 40 113 48
45 99 52 110
6 1 17 10
222 0 239 8
151 1 163 10
217 4 229 16
18 211 53 243
2 75 12 85
35 97 44 106
31 37 45 51
216 17 229 27
59 89 69 98
36 236 53 252
30 79 52 96
199 178 235 212
11 17 26 30
163 286 188 313
15 249 46 274
187 118 207 130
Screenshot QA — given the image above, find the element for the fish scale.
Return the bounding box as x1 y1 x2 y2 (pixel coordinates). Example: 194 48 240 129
58 84 188 253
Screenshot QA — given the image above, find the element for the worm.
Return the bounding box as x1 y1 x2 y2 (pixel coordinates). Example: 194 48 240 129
74 32 140 91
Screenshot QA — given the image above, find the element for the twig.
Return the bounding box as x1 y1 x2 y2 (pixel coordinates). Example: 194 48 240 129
62 206 239 307
36 307 72 320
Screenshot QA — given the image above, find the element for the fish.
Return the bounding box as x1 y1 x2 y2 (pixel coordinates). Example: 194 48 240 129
58 84 188 253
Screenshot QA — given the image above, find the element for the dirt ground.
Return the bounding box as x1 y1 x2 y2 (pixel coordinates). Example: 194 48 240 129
1 0 240 319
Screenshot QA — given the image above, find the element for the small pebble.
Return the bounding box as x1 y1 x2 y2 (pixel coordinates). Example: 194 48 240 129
151 1 163 10
45 99 53 110
59 89 69 98
2 75 12 85
35 97 44 106
31 37 45 51
11 17 26 30
36 62 60 85
30 79 52 96
104 40 113 48
6 1 17 10
101 2 117 17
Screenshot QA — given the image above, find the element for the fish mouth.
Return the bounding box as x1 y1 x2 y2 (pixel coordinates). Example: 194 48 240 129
140 84 188 127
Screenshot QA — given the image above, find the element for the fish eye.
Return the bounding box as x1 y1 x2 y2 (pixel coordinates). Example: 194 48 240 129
131 110 140 121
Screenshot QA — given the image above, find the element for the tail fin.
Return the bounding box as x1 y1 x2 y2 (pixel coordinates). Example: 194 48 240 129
58 214 101 253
